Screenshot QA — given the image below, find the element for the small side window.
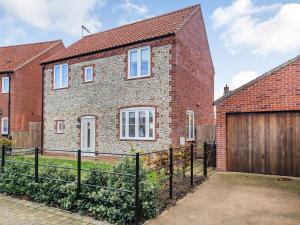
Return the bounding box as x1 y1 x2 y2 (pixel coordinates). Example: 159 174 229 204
2 77 9 93
1 117 8 134
56 121 65 133
186 111 195 141
84 66 93 82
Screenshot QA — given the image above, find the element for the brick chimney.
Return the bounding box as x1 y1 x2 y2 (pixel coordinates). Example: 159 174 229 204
223 84 229 96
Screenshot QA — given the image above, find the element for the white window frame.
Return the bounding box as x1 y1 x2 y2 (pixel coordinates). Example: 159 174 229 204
53 64 68 89
84 66 93 82
1 117 8 135
2 77 9 93
186 110 195 141
120 107 155 140
56 121 65 134
128 46 151 79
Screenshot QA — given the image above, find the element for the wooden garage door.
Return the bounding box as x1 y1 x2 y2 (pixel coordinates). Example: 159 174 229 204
227 112 300 177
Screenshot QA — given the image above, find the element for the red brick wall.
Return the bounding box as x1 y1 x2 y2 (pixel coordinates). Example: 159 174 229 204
3 42 65 133
215 57 300 171
171 8 214 145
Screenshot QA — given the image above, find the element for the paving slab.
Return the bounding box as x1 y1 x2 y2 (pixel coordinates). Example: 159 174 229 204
0 194 109 225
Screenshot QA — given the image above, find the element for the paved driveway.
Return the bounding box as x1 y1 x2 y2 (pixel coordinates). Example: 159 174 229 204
148 172 300 225
0 194 108 225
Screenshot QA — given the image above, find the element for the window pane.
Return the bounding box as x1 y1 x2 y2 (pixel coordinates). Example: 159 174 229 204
186 114 189 138
141 48 149 75
121 112 126 137
130 51 137 77
2 118 8 134
129 112 135 137
85 67 92 81
5 79 9 92
139 111 146 137
149 111 154 138
54 66 60 88
62 64 68 87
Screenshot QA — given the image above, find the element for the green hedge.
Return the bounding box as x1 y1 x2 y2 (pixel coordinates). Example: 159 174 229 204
0 157 159 225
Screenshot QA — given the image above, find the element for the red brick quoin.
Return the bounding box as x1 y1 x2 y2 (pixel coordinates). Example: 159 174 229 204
215 56 300 171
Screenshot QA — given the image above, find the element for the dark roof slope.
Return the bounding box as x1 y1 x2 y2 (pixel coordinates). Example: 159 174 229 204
43 5 200 64
214 55 300 105
0 40 63 73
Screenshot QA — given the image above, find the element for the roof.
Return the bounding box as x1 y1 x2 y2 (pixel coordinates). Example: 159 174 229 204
214 55 300 105
43 4 200 64
0 40 63 73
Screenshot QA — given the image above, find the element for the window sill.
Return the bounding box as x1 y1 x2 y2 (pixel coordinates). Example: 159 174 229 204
120 138 155 141
55 132 65 134
83 80 94 84
186 139 195 142
126 75 151 80
53 87 69 90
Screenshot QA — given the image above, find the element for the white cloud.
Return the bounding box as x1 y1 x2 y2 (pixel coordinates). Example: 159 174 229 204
116 0 148 15
113 0 149 26
0 16 27 46
212 0 300 55
0 0 107 37
230 70 258 89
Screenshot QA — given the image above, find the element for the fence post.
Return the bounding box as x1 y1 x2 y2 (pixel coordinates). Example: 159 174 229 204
1 146 5 173
169 146 173 200
77 149 81 198
35 147 39 183
135 153 140 225
203 142 208 178
190 144 194 187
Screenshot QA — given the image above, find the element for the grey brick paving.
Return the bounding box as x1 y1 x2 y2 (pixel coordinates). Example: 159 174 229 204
0 194 109 225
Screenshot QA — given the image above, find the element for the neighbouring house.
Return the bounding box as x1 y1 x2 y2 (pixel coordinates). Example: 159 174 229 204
41 5 214 155
0 40 65 148
215 56 300 177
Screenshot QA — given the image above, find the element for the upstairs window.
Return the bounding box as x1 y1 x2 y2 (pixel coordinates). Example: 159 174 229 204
120 107 155 140
1 117 8 135
186 111 195 141
2 77 9 93
128 46 150 79
54 64 68 89
84 66 93 82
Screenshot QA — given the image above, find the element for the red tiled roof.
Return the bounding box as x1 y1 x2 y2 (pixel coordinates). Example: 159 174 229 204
0 40 63 73
43 5 200 64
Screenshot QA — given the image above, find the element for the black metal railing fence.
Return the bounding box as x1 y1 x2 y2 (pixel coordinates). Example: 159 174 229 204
0 142 216 224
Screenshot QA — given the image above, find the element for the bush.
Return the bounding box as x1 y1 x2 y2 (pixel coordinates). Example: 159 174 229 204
0 155 159 225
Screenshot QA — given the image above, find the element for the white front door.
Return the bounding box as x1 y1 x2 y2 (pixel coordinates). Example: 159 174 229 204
81 116 95 155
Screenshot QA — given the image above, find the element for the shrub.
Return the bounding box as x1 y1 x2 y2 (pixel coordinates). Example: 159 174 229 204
0 155 159 225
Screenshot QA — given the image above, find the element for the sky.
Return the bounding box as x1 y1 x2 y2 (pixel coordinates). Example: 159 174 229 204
0 0 299 99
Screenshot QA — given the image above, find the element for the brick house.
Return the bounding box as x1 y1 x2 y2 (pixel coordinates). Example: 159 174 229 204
41 5 214 154
0 40 65 147
215 56 300 177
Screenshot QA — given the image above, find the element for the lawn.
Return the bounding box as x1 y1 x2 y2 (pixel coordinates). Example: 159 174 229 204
7 154 113 172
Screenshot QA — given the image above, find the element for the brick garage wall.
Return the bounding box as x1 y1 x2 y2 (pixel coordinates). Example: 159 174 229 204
43 38 173 153
171 8 214 145
215 58 300 171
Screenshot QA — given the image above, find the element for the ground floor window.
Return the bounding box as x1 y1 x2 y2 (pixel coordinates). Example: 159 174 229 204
186 111 195 141
120 107 155 140
1 117 8 134
55 120 65 133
